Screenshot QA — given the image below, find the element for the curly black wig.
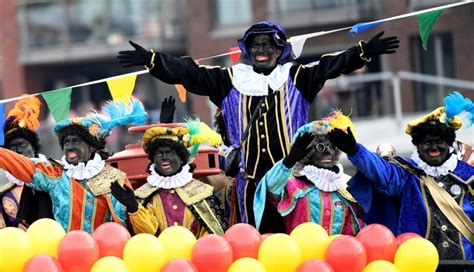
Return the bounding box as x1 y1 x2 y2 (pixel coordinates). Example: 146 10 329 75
4 128 41 156
57 125 111 160
410 121 456 146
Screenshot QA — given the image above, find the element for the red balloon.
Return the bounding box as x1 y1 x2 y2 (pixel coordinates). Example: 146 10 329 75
224 223 262 260
58 230 100 272
92 222 131 258
297 259 334 272
191 234 233 272
325 236 366 272
356 224 396 262
395 232 422 249
23 255 65 272
261 233 273 240
161 259 198 272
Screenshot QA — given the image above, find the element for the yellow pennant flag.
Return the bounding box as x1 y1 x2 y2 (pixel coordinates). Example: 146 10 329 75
106 75 137 102
175 84 187 103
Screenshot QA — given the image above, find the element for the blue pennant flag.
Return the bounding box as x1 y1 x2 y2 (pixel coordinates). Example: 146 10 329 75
0 103 6 146
348 21 385 36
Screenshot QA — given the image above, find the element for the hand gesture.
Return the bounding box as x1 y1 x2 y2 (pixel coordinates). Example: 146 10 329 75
328 127 358 156
283 132 315 168
110 181 139 213
117 40 153 68
160 96 176 123
362 31 400 59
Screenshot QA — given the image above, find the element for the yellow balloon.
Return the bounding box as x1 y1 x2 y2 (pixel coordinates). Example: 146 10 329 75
290 222 328 261
394 238 438 272
91 256 129 272
0 227 33 272
258 233 301 272
27 218 66 257
158 226 196 261
123 233 167 272
364 260 400 272
228 258 267 272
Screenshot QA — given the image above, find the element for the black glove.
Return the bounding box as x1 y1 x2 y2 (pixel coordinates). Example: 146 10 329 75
283 132 315 168
328 127 358 156
160 96 176 123
361 31 400 60
110 181 138 213
117 40 153 68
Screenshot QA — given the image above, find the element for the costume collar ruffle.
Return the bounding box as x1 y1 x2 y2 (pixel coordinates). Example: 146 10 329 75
232 63 292 96
411 149 458 177
298 163 350 192
146 164 193 189
61 153 105 180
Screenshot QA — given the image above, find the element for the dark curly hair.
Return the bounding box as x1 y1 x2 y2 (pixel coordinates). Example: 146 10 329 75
57 125 111 160
410 121 456 146
4 128 41 156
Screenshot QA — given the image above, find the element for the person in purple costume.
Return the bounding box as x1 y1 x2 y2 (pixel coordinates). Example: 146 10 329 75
116 21 399 233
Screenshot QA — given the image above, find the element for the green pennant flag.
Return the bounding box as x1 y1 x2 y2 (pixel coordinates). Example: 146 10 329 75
41 87 72 122
417 10 443 51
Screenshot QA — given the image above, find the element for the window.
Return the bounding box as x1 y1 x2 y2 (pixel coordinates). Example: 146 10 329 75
213 0 252 26
275 0 357 14
410 33 455 111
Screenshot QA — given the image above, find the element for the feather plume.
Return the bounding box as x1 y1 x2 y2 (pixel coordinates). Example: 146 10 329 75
444 91 474 127
6 95 42 132
323 110 357 139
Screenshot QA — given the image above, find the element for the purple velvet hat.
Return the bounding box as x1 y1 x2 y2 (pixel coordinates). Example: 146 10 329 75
237 21 292 64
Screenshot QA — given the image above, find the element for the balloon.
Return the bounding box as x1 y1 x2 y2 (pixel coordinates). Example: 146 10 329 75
0 227 33 272
394 238 438 272
356 224 396 262
23 255 65 272
325 236 366 272
123 233 167 272
158 226 196 261
191 234 233 272
92 222 131 258
58 230 100 272
224 223 262 260
290 222 328 261
261 233 273 240
258 233 301 272
228 257 267 272
297 260 334 272
160 259 198 272
363 260 400 272
27 218 66 257
395 232 421 249
91 256 129 272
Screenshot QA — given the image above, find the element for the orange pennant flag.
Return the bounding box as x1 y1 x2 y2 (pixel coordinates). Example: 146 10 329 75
229 47 241 64
175 84 186 103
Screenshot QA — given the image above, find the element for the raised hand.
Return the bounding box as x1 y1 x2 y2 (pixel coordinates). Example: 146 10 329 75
283 132 315 168
110 181 138 213
362 31 400 60
117 40 153 68
160 96 176 123
328 127 358 156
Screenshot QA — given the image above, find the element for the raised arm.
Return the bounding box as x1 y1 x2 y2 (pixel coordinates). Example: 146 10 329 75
0 148 36 182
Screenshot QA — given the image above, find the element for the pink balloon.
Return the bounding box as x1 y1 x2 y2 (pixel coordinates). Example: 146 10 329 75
92 222 131 258
224 223 262 260
297 259 334 272
23 255 65 272
356 224 396 262
325 236 366 272
58 230 100 272
161 259 198 272
395 232 422 249
191 234 233 272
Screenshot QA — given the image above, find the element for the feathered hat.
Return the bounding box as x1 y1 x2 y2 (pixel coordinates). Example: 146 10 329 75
142 118 222 158
54 97 148 139
405 91 473 135
4 95 42 153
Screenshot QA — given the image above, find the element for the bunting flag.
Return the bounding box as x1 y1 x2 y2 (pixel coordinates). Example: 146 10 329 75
348 21 385 36
0 103 6 146
175 84 187 103
228 47 241 64
106 74 137 102
41 87 72 123
417 10 443 50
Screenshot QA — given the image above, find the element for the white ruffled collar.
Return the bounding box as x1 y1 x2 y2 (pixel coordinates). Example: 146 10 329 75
232 63 293 96
411 149 458 177
5 153 48 186
61 153 105 180
146 164 193 189
298 163 350 192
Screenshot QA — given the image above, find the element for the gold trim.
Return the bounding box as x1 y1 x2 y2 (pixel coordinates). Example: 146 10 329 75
319 191 324 226
285 81 294 142
67 179 74 231
135 183 159 200
337 186 357 203
420 180 432 239
449 172 474 185
328 193 334 235
175 180 213 205
87 165 126 196
293 65 303 86
263 110 275 165
279 87 291 154
244 180 250 223
80 189 87 230
458 190 466 259
274 90 287 156
190 200 224 235
90 198 97 229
